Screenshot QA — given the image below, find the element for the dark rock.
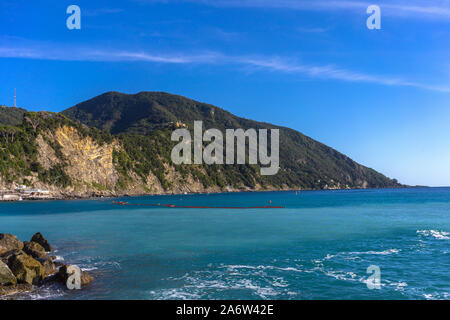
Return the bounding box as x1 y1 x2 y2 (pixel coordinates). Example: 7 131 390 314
0 249 18 265
30 233 52 252
7 251 44 285
56 264 94 287
0 260 17 286
0 234 24 256
37 257 57 277
23 241 48 260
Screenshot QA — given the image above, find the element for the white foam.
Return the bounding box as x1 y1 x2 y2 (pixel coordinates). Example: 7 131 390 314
324 270 361 282
316 249 400 264
161 265 295 299
417 230 450 240
81 266 98 271
354 249 400 255
385 280 408 291
149 289 201 300
224 264 304 273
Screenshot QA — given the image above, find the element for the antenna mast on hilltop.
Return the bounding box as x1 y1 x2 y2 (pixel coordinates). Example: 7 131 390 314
14 88 16 107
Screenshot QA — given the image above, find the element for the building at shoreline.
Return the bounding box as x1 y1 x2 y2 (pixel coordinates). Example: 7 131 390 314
0 186 52 201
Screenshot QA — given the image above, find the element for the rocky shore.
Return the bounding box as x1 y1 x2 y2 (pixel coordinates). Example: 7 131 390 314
0 232 93 298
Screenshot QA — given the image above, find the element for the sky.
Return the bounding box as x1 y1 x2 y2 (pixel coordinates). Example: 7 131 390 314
1 0 450 186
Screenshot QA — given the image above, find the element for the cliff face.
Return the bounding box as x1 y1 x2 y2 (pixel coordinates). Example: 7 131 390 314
35 125 119 196
53 126 119 190
0 116 244 197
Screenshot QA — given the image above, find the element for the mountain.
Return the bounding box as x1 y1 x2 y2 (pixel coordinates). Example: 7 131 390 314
63 91 253 135
0 92 401 198
62 91 401 192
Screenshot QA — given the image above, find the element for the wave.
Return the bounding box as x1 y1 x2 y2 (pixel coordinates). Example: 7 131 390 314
354 249 400 255
417 230 450 240
81 266 98 271
149 277 281 300
148 288 201 300
320 249 400 262
423 292 450 300
223 264 304 273
152 264 300 300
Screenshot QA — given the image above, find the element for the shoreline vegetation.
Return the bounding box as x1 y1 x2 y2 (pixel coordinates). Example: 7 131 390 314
0 233 93 298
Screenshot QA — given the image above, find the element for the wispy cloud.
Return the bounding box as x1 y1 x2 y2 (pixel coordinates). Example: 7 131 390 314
0 44 217 64
1 43 449 93
84 8 124 17
296 26 331 33
141 0 450 20
239 56 450 92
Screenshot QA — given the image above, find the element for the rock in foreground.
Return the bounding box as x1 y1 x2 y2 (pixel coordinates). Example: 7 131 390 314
7 251 45 285
0 232 94 298
0 234 24 256
30 233 53 252
0 261 17 286
23 241 48 259
56 264 94 287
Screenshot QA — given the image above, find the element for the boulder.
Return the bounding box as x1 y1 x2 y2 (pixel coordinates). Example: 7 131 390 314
37 257 57 277
0 250 17 265
56 264 94 287
0 234 24 256
81 270 94 286
30 233 52 252
0 260 17 286
23 241 48 259
7 251 45 285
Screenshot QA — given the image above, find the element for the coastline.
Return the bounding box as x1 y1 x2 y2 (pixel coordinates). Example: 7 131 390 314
0 185 418 203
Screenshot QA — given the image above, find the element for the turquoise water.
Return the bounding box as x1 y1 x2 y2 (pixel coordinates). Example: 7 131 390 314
0 188 449 300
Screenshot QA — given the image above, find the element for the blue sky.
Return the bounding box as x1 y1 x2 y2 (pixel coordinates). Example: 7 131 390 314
1 0 450 186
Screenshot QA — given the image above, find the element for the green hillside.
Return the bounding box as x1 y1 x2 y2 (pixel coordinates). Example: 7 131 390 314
0 106 27 126
62 91 402 190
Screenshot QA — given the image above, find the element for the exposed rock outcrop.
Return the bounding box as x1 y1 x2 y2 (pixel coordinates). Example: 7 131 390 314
0 234 24 256
23 241 47 259
56 264 94 287
30 233 52 252
38 257 57 277
7 251 45 285
54 125 119 191
0 232 94 298
0 261 16 286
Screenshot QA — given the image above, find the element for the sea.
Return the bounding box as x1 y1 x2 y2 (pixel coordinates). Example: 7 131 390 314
0 187 449 300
